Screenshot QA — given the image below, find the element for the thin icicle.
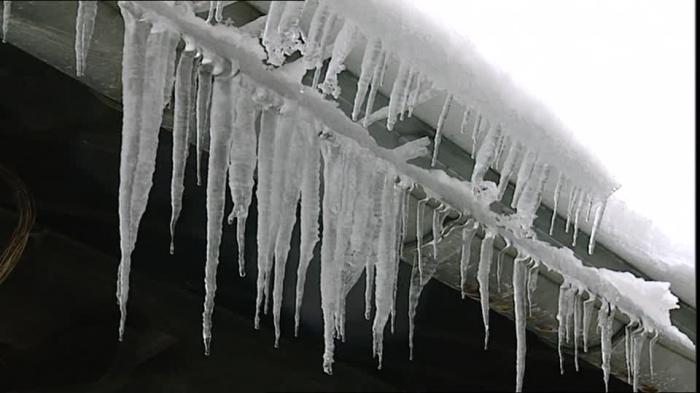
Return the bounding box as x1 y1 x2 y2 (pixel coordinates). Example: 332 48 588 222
407 73 424 118
364 170 387 320
310 12 337 90
460 107 472 134
294 123 321 336
497 142 520 200
2 1 11 43
511 150 536 209
202 73 238 356
195 63 213 186
582 292 596 352
648 330 659 379
624 319 635 384
386 61 411 131
526 259 539 316
459 219 478 299
471 124 502 183
588 199 607 254
362 50 386 128
556 281 571 375
512 255 528 392
302 0 331 69
261 0 285 65
631 325 645 392
573 289 581 371
598 300 615 392
205 0 215 24
408 234 443 361
549 173 564 235
398 67 415 121
565 187 580 233
416 197 428 285
75 1 98 77
277 1 305 52
352 38 382 121
226 81 258 277
214 0 224 22
430 94 453 167
320 19 357 98
169 49 197 254
572 192 585 247
470 114 483 159
430 204 444 261
477 229 496 349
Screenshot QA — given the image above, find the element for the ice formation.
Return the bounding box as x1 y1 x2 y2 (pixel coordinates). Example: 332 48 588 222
71 1 695 392
74 1 97 77
2 0 10 43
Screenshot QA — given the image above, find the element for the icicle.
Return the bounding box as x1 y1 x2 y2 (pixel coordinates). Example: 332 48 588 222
624 319 635 384
556 281 571 374
470 114 483 159
116 4 177 341
352 38 382 121
492 132 507 171
294 124 321 336
510 150 536 209
302 1 331 69
573 289 581 371
549 173 564 235
407 73 424 118
277 1 305 50
572 192 585 247
512 255 528 392
582 292 596 352
372 171 401 370
416 197 429 285
205 1 215 23
2 1 11 43
430 204 444 261
471 124 503 183
362 50 386 128
386 61 411 131
254 109 278 329
364 171 387 320
261 1 285 65
648 330 659 379
631 325 645 392
497 142 520 200
408 233 443 361
310 12 337 90
430 94 453 167
588 199 607 254
477 229 496 349
398 67 415 121
584 193 593 223
75 1 97 77
526 259 539 316
226 81 258 277
214 0 224 22
169 49 197 254
202 73 238 356
460 107 472 134
320 19 357 98
598 300 615 392
195 63 213 186
495 243 509 293
565 187 580 233
459 219 478 299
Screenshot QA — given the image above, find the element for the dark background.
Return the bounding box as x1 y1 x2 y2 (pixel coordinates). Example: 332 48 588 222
0 42 631 392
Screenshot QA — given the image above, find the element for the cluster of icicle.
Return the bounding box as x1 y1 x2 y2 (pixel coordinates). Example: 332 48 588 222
83 1 690 392
264 0 611 255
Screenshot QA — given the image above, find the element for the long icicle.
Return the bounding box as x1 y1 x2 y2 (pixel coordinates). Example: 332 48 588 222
202 73 238 356
477 229 496 349
386 61 410 130
549 173 563 235
75 1 98 77
195 62 213 186
2 1 11 43
352 38 382 121
169 48 197 254
415 197 429 285
513 254 528 392
598 300 615 392
459 219 478 299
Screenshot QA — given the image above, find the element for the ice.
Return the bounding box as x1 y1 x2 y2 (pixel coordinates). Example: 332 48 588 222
631 324 645 392
202 73 238 356
565 186 579 233
572 289 581 371
588 199 606 254
597 300 615 392
624 319 634 383
459 219 478 298
2 1 10 43
116 3 177 341
205 1 215 24
364 170 387 320
582 292 596 352
556 281 571 374
430 94 453 167
261 1 285 65
214 0 224 23
277 1 305 51
294 122 321 336
226 78 258 277
516 161 549 227
272 109 306 347
386 62 411 131
406 73 424 118
352 38 382 121
75 1 98 77
511 150 536 209
254 109 277 329
408 235 442 360
477 229 496 349
195 63 213 186
430 204 443 260
471 124 502 183
361 50 386 127
415 197 428 284
398 67 416 121
526 259 539 316
303 1 332 71
497 142 520 200
320 19 357 98
648 330 659 379
572 191 585 246
549 173 564 235
512 255 528 392
169 49 197 254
